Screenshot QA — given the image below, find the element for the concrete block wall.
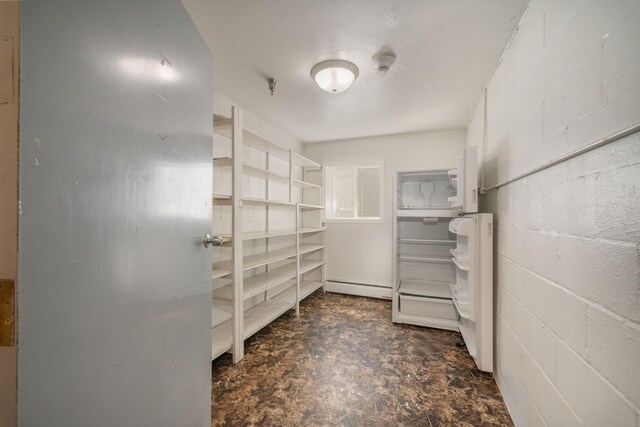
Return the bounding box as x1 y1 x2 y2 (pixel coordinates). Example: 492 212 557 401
466 0 640 425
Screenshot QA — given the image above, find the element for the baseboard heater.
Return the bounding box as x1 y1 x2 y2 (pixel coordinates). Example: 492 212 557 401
324 280 392 300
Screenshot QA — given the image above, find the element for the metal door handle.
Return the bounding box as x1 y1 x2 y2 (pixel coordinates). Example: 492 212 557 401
203 233 224 248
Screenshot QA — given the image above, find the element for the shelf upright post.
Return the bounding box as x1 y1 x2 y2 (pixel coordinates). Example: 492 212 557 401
295 203 301 315
264 152 270 302
320 166 327 291
289 150 294 204
231 106 244 363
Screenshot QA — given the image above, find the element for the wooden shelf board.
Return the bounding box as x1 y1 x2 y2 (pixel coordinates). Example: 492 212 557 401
299 203 325 210
211 320 232 360
212 286 231 301
300 259 325 275
299 244 325 255
300 280 324 300
271 285 297 305
213 194 232 206
292 179 320 189
243 128 290 161
241 198 295 207
243 229 297 240
212 302 232 328
213 157 232 167
291 151 321 169
243 297 294 339
244 267 297 299
243 246 297 271
243 163 290 182
212 277 231 291
212 115 233 136
212 266 231 280
298 227 327 234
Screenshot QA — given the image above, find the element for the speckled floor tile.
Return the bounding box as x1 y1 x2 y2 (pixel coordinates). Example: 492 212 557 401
212 291 513 427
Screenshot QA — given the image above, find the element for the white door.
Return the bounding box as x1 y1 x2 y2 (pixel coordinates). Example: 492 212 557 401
18 1 213 425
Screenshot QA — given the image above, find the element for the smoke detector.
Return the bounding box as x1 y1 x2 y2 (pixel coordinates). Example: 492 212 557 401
374 53 396 74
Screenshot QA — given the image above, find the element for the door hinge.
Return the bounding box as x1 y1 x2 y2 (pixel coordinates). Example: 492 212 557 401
0 279 15 346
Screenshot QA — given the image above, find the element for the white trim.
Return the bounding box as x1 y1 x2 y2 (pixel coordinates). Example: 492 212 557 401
324 281 392 299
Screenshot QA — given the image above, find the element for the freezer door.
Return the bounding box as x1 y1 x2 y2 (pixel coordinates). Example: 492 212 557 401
462 147 478 213
448 147 478 214
450 213 493 372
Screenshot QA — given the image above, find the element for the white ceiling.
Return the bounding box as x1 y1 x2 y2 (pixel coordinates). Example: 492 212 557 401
183 0 528 143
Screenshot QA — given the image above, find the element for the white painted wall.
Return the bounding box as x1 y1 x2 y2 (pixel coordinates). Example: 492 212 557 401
467 0 640 425
303 130 466 288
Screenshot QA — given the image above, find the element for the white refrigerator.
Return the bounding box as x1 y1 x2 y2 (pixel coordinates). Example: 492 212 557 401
392 147 494 372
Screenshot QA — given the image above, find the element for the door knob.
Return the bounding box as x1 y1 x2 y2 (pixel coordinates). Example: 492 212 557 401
203 233 225 248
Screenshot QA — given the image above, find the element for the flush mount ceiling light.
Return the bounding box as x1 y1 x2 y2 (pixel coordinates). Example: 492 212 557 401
311 60 359 93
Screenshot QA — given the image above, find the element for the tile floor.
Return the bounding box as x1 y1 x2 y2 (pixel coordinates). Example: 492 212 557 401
212 291 512 426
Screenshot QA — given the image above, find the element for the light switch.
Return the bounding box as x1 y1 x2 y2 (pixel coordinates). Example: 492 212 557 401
0 36 15 105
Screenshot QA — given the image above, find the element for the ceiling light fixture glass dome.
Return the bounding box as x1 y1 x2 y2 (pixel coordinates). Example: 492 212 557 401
311 60 359 93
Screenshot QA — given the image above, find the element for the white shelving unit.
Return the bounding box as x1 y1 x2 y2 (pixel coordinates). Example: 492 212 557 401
210 106 326 363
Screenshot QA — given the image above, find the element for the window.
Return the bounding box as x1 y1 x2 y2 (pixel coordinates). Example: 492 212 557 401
325 163 382 222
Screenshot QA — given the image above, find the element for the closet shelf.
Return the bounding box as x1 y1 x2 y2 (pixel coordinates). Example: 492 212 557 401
292 179 321 189
241 197 295 207
212 277 231 291
212 265 232 280
213 116 290 162
213 194 232 206
300 259 325 275
213 245 297 276
300 280 324 300
299 244 325 255
212 302 232 328
243 297 295 340
243 246 297 270
213 157 232 167
291 151 322 169
398 279 452 299
211 321 232 360
298 227 327 234
213 114 233 131
399 238 456 245
398 255 453 264
243 163 290 182
243 229 298 240
299 203 324 210
243 265 297 300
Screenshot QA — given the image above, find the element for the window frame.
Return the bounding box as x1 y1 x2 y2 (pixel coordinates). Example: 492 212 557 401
324 160 384 224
